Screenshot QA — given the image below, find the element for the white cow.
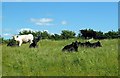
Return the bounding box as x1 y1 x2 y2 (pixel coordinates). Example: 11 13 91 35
13 34 34 46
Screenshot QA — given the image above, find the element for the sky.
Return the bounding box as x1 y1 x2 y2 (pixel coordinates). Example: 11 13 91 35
2 0 120 2
2 2 118 39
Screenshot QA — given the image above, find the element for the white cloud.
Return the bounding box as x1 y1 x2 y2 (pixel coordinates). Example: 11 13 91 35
17 28 36 33
3 33 11 36
30 18 54 26
20 28 33 32
41 30 54 35
50 33 54 35
43 30 49 32
61 20 67 25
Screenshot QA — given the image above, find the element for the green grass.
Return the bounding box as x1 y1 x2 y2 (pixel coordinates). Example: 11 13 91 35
2 39 118 76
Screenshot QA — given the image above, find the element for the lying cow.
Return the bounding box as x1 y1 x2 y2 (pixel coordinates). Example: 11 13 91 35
29 35 41 48
79 41 102 48
90 41 102 48
62 41 79 52
13 34 34 46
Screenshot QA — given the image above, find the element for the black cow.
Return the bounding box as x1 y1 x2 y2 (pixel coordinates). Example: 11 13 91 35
62 41 79 52
79 41 92 47
29 35 41 48
79 41 102 48
34 35 41 42
90 41 102 48
7 40 18 47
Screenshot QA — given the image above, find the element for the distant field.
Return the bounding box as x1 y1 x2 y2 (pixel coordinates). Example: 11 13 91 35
2 39 118 76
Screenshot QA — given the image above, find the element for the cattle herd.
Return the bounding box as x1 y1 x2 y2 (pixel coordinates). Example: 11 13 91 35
62 41 102 52
7 34 102 52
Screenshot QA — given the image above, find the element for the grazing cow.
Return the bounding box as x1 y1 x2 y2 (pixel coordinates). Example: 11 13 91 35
29 35 41 48
13 34 34 46
62 41 79 52
7 40 18 47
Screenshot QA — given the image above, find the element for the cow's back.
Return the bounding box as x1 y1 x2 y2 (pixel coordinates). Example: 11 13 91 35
21 34 33 42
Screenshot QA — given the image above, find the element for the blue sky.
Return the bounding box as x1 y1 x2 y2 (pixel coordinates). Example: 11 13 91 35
2 0 119 2
2 2 118 39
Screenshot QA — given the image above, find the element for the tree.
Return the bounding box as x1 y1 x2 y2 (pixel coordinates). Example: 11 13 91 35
95 31 107 39
61 30 76 39
0 37 3 44
19 30 33 35
104 30 118 39
118 28 120 38
19 30 42 37
51 34 62 40
41 31 50 39
80 29 96 39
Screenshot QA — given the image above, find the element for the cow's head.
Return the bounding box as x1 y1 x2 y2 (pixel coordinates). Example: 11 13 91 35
13 35 19 40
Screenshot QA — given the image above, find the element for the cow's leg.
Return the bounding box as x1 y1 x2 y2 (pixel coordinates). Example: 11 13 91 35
30 40 33 44
19 40 22 46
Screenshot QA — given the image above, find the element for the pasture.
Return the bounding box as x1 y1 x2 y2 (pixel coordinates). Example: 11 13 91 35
2 39 118 76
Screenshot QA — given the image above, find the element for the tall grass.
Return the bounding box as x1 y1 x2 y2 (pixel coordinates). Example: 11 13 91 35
2 39 118 76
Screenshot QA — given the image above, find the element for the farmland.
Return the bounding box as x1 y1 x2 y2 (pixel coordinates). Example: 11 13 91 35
2 39 118 76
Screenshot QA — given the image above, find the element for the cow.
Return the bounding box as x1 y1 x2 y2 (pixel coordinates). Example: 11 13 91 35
7 39 18 47
13 34 34 46
78 42 86 47
78 41 102 48
62 41 79 52
29 35 41 48
90 41 102 48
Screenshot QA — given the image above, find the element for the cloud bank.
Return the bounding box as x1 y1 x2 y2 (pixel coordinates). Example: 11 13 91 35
30 18 54 26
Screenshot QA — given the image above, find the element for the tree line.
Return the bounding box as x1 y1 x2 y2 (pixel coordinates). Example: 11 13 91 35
0 29 119 44
18 29 119 40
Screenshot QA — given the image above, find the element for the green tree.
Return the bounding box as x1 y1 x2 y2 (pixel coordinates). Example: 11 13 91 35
104 30 118 39
41 31 50 39
19 30 33 35
0 37 3 44
79 29 96 39
50 34 62 40
61 30 76 39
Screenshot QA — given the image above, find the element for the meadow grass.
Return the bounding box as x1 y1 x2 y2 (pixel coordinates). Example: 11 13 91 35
2 39 118 76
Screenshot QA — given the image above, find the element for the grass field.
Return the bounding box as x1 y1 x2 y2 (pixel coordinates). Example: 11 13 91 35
2 39 118 76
